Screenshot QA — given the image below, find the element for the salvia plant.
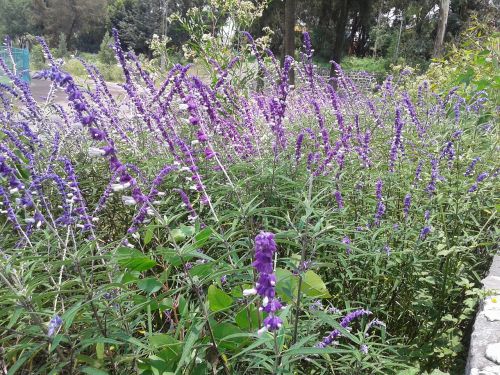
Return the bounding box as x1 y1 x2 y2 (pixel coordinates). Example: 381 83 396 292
0 29 498 375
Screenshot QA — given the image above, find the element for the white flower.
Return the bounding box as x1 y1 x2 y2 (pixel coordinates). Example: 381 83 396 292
9 188 19 194
121 196 137 206
157 192 166 197
257 326 268 337
262 296 269 307
191 140 199 146
179 103 189 110
111 182 131 192
25 218 35 224
243 288 257 296
88 147 106 157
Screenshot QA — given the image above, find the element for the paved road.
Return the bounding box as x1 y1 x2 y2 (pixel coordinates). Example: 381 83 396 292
29 78 126 105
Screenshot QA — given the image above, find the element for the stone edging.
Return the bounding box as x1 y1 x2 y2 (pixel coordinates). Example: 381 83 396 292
466 254 500 374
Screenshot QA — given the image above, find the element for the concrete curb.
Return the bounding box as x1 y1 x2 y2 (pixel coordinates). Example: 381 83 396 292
465 255 500 374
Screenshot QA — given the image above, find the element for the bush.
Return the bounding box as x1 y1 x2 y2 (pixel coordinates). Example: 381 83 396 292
98 32 116 65
55 32 68 59
0 31 497 374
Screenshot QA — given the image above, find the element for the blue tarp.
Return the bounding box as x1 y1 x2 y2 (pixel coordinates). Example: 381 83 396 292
0 47 30 83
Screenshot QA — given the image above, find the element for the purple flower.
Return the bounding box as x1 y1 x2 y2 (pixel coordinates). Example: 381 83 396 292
252 232 277 274
403 194 411 219
334 190 344 210
250 232 283 333
47 315 63 337
342 236 351 255
465 157 480 177
263 314 283 331
295 132 305 164
477 172 489 182
360 344 369 354
384 244 391 256
374 201 386 227
309 300 323 312
420 226 431 240
375 179 383 201
317 309 372 348
261 298 283 313
468 172 489 193
389 107 404 172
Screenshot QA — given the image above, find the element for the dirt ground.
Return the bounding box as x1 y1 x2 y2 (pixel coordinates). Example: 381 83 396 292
29 78 126 105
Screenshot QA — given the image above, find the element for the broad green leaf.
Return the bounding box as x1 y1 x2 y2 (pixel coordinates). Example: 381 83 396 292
275 268 298 302
302 270 331 298
212 322 245 350
150 334 182 362
137 278 163 295
208 285 233 312
235 305 259 330
115 247 157 272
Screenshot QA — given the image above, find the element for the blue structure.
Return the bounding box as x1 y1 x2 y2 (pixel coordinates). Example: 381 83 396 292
0 47 30 83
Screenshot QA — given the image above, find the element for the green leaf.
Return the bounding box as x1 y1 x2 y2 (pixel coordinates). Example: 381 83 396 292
212 322 245 350
80 367 109 375
116 247 157 272
302 270 331 298
144 226 154 245
208 285 233 312
170 229 186 242
176 320 204 371
275 268 298 303
96 342 104 360
235 305 260 330
150 334 182 362
137 278 163 295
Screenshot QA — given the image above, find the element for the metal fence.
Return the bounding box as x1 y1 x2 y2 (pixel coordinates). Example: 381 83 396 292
0 47 30 83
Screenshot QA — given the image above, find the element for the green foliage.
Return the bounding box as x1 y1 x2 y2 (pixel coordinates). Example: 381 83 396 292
421 14 500 109
55 32 68 59
30 44 46 70
97 33 116 65
340 56 389 75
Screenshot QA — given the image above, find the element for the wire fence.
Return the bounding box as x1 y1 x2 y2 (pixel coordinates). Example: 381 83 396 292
0 47 30 83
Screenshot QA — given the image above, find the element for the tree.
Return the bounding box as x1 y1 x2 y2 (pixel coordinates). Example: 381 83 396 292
330 0 349 77
283 0 297 84
98 32 116 65
55 32 68 58
433 0 450 57
30 0 107 50
0 0 37 39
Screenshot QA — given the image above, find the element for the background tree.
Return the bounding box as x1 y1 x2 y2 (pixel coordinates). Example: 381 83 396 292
283 0 297 83
433 0 451 57
30 0 108 51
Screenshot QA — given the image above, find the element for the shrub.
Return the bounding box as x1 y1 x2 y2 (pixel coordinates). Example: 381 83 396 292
0 31 497 374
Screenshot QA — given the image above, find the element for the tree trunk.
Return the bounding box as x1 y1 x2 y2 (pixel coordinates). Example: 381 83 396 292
329 0 349 78
283 0 296 85
433 0 450 58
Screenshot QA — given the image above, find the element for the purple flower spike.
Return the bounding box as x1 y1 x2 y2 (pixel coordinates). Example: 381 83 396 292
248 232 284 335
403 194 411 219
334 190 344 210
317 309 372 348
47 315 63 337
420 226 431 240
252 232 277 274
